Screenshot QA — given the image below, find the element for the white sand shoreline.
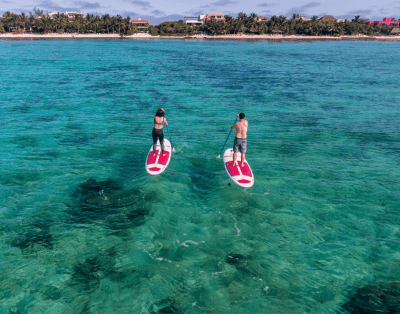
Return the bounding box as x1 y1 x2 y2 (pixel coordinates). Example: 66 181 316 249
1 33 400 41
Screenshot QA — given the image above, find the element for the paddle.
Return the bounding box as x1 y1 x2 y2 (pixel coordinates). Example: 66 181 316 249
165 124 176 152
217 117 238 159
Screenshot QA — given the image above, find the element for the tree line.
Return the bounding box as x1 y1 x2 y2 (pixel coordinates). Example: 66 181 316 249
151 14 397 36
0 9 397 36
0 8 144 35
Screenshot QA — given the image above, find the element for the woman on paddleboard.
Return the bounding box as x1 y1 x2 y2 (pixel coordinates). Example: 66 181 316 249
152 108 168 156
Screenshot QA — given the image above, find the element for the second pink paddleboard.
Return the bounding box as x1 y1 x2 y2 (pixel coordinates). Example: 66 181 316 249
223 148 254 188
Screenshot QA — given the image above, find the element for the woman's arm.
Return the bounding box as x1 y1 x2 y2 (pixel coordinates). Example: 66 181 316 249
164 118 168 125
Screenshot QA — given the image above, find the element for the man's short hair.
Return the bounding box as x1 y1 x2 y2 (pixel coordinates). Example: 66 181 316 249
239 113 245 119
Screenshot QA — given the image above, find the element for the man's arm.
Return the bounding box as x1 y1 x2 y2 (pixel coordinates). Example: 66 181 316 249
231 114 240 129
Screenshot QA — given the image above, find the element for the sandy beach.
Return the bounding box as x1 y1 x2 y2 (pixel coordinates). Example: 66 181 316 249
1 32 400 40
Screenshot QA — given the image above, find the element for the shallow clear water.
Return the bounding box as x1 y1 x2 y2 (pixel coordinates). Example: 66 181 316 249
0 39 399 313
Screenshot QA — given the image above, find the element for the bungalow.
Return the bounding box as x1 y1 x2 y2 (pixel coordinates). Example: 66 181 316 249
320 15 347 23
369 17 399 26
131 18 149 30
320 15 336 22
391 27 400 35
271 29 282 35
205 13 225 22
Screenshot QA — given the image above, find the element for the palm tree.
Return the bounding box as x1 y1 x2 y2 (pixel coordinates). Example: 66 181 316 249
20 13 29 32
207 20 224 35
270 15 277 24
237 12 247 20
60 14 69 33
291 13 300 22
110 16 117 33
74 15 85 33
115 15 122 33
102 14 111 34
124 16 131 33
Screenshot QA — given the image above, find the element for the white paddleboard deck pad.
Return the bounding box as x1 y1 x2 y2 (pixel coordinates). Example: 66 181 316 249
223 148 254 188
146 138 172 175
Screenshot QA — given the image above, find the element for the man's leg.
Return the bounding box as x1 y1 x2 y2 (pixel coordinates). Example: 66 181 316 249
240 140 247 166
233 138 238 165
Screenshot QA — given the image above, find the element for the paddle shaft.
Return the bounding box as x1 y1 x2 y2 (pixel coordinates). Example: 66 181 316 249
165 124 174 150
219 117 238 157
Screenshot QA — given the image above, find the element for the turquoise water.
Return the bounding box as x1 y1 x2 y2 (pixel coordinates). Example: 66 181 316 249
0 39 399 313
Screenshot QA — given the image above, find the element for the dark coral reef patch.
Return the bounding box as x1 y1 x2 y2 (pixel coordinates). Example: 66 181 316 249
11 218 54 253
68 178 149 231
341 282 400 313
70 249 135 291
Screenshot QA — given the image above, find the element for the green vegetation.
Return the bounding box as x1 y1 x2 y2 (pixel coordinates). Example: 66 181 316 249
0 10 397 36
0 9 147 35
138 13 397 36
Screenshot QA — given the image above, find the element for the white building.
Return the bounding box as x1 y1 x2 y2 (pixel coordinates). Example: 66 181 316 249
65 11 84 20
184 15 206 26
48 11 58 19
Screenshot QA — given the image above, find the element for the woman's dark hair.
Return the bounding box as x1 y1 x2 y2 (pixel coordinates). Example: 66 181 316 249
239 113 245 119
155 108 165 117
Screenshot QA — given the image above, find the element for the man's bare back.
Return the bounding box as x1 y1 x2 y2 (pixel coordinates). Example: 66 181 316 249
232 118 248 139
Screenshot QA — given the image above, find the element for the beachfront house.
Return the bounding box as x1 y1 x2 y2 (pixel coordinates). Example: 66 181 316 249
66 11 85 21
205 13 225 22
131 19 149 31
46 11 84 21
369 17 400 26
184 13 225 25
320 15 347 23
48 12 58 19
184 15 205 26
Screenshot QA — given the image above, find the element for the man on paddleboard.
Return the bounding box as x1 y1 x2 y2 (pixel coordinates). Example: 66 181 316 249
231 113 248 167
152 108 168 156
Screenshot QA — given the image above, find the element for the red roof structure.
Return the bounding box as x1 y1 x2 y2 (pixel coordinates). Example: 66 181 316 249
131 19 149 24
205 13 225 22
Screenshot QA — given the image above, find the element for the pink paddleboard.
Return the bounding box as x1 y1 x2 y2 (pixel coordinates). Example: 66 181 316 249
223 148 254 188
145 138 172 175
